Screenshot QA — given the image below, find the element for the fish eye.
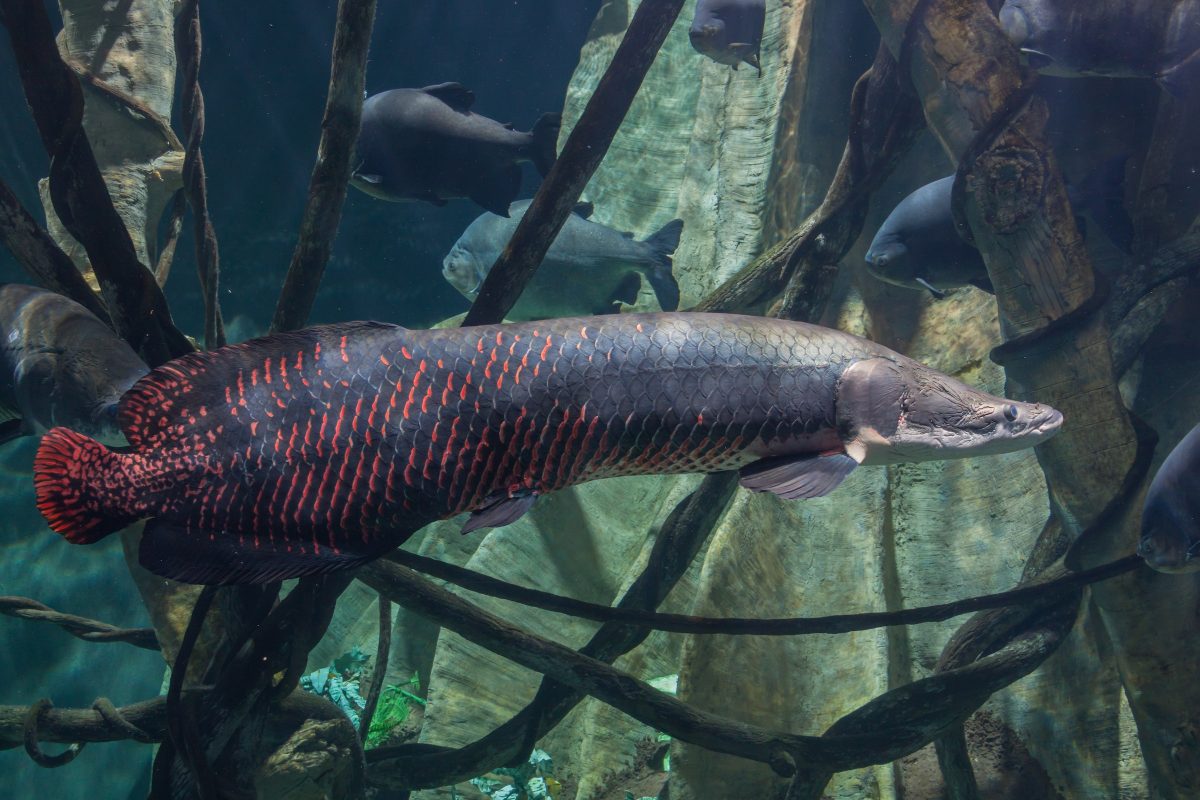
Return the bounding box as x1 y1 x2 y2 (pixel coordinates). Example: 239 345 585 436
1004 405 1019 422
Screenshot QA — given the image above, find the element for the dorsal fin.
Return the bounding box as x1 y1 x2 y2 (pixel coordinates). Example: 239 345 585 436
573 201 594 219
421 82 475 112
118 321 402 448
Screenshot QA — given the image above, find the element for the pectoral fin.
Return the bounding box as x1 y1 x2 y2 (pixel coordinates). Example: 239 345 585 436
1020 48 1055 70
738 451 859 499
462 491 538 534
915 277 947 299
730 44 761 75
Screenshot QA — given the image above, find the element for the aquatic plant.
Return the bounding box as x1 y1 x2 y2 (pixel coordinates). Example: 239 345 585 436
298 647 371 729
364 672 425 749
464 749 558 800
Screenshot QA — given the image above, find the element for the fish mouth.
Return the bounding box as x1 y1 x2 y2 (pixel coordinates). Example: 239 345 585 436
1137 535 1200 573
1031 406 1064 435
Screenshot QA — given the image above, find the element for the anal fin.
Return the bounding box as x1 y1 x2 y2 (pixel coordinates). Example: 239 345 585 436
139 519 392 586
738 451 858 499
462 491 537 534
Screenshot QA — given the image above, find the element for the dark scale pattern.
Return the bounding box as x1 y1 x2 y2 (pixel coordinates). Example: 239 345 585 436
40 313 890 563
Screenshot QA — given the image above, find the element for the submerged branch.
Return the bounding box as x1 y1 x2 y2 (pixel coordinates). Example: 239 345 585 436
270 0 376 333
0 690 356 752
0 177 112 322
0 0 191 366
365 472 737 789
0 596 158 650
384 547 1139 636
358 595 391 742
461 0 686 327
359 554 1080 777
175 0 225 348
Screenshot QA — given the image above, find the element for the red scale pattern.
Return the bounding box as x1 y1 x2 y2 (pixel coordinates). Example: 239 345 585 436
38 314 884 568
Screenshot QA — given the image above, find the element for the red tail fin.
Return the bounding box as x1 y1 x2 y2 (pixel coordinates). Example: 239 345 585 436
34 427 139 544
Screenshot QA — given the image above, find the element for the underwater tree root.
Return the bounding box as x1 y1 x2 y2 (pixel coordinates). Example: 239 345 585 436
358 554 1079 780
382 548 1141 635
462 0 686 327
364 472 738 790
175 0 225 349
358 594 391 742
23 699 84 768
270 0 377 334
0 176 113 322
0 0 192 366
0 595 159 650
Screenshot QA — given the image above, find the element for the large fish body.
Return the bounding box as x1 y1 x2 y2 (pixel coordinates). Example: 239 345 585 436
689 0 766 73
1138 423 1200 572
999 0 1200 91
35 313 1061 585
0 284 147 444
442 200 683 319
350 83 561 216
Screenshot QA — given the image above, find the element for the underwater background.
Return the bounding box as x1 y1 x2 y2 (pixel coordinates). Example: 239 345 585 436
2 0 1200 798
0 2 599 797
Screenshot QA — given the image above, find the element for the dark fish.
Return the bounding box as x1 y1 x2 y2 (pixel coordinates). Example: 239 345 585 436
689 0 766 74
865 162 1133 297
865 176 990 298
999 0 1200 94
35 313 1061 585
350 83 561 216
0 284 147 445
442 200 683 319
1138 423 1200 572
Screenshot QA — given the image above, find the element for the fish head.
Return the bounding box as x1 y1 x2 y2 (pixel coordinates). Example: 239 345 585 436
689 21 737 63
1138 499 1200 573
442 243 487 298
1137 432 1200 573
999 1 1070 73
838 356 1063 466
864 240 921 288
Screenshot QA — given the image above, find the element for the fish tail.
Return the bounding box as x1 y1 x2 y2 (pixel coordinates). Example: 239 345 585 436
34 427 140 544
641 218 684 312
530 112 561 177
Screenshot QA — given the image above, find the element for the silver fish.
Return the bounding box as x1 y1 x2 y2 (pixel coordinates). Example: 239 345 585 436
350 83 561 216
0 284 148 445
442 200 683 320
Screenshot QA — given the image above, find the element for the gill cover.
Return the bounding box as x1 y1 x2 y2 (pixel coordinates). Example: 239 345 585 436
835 358 906 465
